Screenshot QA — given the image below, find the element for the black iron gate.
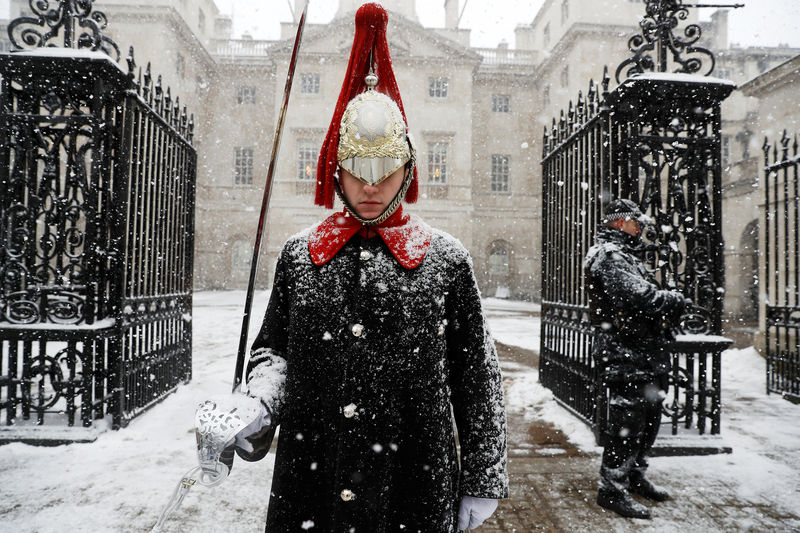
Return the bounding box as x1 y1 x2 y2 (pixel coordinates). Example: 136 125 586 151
539 73 610 428
0 2 197 439
763 132 800 402
540 0 735 448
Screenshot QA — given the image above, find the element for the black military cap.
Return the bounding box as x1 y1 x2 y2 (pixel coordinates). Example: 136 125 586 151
602 198 654 226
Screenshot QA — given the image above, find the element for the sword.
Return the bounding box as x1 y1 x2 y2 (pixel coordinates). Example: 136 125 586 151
233 1 309 392
149 6 311 531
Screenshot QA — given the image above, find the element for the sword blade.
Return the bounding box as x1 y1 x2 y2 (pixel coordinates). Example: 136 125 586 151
233 2 310 392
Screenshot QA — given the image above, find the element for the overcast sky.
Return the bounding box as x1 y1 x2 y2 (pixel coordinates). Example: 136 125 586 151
1 0 798 49
211 0 800 49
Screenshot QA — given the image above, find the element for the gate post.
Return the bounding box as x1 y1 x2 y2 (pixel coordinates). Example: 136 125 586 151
0 1 197 442
541 0 738 453
605 74 734 335
0 49 132 438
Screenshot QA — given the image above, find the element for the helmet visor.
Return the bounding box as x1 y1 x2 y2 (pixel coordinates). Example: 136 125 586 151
339 156 408 186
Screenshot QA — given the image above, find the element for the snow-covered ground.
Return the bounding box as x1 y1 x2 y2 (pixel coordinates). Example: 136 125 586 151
488 300 800 529
0 291 798 532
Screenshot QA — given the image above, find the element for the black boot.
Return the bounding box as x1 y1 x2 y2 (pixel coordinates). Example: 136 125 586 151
597 487 651 519
630 476 670 502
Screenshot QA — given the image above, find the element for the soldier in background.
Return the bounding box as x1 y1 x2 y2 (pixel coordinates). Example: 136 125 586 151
584 199 690 519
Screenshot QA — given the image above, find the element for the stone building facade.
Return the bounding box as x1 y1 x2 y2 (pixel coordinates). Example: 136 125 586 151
2 0 798 317
711 15 799 329
515 0 799 332
739 55 800 348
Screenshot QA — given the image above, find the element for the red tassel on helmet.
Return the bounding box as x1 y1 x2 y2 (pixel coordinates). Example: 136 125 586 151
315 2 418 208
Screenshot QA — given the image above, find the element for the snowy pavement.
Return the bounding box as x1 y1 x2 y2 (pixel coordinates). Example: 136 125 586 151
483 301 800 532
0 291 799 532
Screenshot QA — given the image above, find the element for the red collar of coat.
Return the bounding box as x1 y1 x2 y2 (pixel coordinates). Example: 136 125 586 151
308 206 432 269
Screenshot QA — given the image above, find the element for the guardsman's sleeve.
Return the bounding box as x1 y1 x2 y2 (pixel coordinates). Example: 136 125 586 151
447 253 509 499
237 248 291 461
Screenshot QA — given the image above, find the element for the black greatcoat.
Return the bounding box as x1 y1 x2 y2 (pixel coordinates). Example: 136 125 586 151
584 226 686 382
244 219 508 533
584 225 687 491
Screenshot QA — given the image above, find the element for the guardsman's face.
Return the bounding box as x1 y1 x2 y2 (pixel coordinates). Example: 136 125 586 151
339 166 406 219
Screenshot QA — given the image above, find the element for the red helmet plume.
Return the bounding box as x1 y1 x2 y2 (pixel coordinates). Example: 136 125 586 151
315 2 418 208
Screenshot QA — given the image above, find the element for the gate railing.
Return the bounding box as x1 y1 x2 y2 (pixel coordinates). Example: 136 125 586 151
540 72 611 428
763 132 800 402
0 37 196 438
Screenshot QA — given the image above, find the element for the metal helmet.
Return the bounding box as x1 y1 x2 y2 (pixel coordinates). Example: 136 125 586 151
337 81 415 186
316 3 419 209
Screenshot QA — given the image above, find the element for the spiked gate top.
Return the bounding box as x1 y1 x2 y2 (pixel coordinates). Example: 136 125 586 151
315 2 418 208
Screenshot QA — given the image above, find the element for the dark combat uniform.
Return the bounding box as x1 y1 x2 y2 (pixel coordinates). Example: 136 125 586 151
584 200 688 519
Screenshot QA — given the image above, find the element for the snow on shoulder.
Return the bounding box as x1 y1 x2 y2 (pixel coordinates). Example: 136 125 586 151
427 226 472 265
377 212 432 269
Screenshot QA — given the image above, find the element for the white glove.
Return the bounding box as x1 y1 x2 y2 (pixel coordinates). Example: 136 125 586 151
227 400 271 453
194 392 266 482
196 392 271 457
457 495 498 531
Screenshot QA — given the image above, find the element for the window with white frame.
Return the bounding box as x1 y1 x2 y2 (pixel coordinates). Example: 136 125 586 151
492 94 510 113
297 140 318 181
561 65 569 88
544 23 551 47
176 52 185 78
489 241 510 276
428 77 449 98
236 86 256 104
300 73 320 94
722 135 732 167
231 240 250 274
562 0 569 23
491 155 510 192
234 147 254 185
715 67 732 79
427 142 448 183
544 85 551 105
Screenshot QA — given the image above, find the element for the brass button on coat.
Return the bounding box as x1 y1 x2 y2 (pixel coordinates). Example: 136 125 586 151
351 323 364 337
340 489 354 501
